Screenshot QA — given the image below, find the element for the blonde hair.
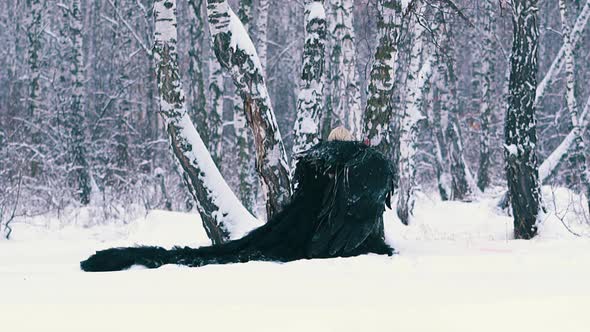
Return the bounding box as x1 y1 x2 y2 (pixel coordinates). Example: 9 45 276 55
328 126 354 142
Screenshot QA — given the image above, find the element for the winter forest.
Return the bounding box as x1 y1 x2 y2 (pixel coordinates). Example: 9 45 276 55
1 0 590 330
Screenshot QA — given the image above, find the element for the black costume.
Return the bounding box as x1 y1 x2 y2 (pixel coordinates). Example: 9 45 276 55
81 141 395 272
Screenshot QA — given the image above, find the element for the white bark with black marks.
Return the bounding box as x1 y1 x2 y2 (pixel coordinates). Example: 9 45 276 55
433 9 475 201
292 0 327 170
26 0 43 119
256 0 270 75
559 0 590 211
325 0 362 138
234 0 256 214
63 0 91 205
476 0 496 193
397 3 425 225
363 0 402 155
186 0 212 159
207 53 224 164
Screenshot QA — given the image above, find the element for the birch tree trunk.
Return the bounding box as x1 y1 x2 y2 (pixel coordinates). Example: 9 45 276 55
505 0 543 240
434 11 474 201
65 0 91 205
234 0 256 214
418 17 452 201
191 0 223 165
476 0 496 192
26 0 43 119
559 0 590 211
363 0 402 155
234 95 256 214
153 0 258 244
207 0 291 219
208 53 224 164
292 0 326 170
397 3 425 225
430 16 454 201
424 69 452 200
256 0 270 75
26 0 44 178
187 0 210 149
325 0 362 138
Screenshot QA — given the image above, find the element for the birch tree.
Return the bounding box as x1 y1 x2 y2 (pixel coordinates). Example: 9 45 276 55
256 0 270 74
62 0 91 205
397 3 425 225
421 58 451 201
233 0 257 214
559 0 590 211
207 53 224 163
187 0 223 166
26 0 43 119
207 0 291 219
433 10 474 201
413 13 452 201
476 0 496 192
428 13 454 201
153 0 258 244
292 0 326 169
325 0 362 138
186 0 210 148
505 0 543 240
363 0 402 155
26 0 45 178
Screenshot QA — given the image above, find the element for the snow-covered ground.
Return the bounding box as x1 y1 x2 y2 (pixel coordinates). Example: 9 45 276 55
2 188 590 332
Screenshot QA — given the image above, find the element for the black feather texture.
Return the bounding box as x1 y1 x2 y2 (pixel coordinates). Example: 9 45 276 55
80 141 395 272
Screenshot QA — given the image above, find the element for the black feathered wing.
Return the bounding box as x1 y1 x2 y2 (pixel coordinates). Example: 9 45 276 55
300 145 393 257
81 141 394 272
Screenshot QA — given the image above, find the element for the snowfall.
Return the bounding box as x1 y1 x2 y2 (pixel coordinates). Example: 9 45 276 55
2 187 590 332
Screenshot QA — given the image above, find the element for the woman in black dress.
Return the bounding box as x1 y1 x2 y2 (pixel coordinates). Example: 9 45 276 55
81 127 394 272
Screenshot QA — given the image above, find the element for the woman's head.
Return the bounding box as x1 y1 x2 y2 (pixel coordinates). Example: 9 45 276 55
328 126 353 142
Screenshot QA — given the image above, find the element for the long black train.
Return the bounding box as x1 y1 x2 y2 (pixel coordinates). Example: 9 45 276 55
80 141 395 272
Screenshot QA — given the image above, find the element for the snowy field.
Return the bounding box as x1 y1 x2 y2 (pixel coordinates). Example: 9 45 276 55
2 188 590 332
